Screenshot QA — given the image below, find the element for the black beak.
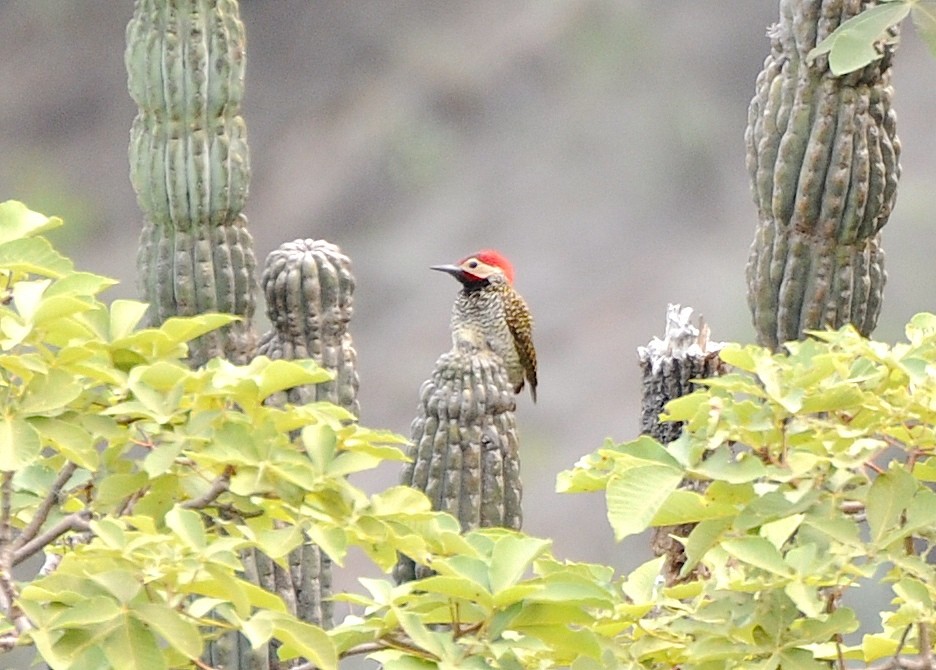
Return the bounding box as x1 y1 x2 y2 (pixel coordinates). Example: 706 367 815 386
430 263 463 277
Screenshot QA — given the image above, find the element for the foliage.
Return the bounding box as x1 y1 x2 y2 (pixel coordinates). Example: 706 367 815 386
561 315 936 667
5 200 936 669
808 0 936 75
0 201 425 669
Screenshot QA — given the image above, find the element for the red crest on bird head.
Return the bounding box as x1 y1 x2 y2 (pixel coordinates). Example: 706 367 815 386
460 249 515 285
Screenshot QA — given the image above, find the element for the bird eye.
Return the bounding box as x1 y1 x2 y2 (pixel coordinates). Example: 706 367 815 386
468 260 479 269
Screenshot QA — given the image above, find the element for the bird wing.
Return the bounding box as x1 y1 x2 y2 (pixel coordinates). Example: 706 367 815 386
505 292 538 402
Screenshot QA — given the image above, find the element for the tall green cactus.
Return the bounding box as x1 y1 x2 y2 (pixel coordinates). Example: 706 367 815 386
395 329 521 583
745 0 900 350
256 238 361 632
127 2 265 666
127 0 256 366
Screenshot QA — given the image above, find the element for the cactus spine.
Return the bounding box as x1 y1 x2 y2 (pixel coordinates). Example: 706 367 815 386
127 0 256 366
745 0 900 350
395 329 521 583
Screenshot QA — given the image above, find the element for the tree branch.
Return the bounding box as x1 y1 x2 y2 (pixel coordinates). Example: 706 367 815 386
921 623 933 666
181 466 234 510
10 462 77 552
0 632 19 652
12 511 91 567
0 565 32 638
0 472 12 547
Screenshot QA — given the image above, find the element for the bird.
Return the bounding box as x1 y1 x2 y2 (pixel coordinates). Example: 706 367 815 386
431 249 538 402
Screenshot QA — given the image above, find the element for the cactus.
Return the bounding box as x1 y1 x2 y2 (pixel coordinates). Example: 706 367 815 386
254 238 361 632
127 0 256 366
639 305 725 585
394 329 522 583
257 239 360 416
126 2 267 666
745 0 900 350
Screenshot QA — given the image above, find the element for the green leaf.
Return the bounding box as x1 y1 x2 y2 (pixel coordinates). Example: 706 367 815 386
759 513 805 550
96 472 149 509
188 575 250 619
621 556 665 603
785 580 824 618
369 486 432 516
47 595 122 629
414 575 494 609
166 506 207 550
109 299 150 339
157 313 240 346
489 535 551 593
721 536 793 577
866 467 915 545
46 271 116 300
682 517 732 576
91 519 127 549
808 2 910 75
11 279 52 323
89 570 143 604
649 489 736 525
20 369 84 415
0 235 73 278
31 416 98 470
605 459 683 540
268 612 337 670
862 633 900 662
0 201 63 241
394 610 452 661
252 526 303 560
102 615 167 670
132 602 202 660
142 440 183 477
0 415 41 470
303 423 337 475
255 358 332 399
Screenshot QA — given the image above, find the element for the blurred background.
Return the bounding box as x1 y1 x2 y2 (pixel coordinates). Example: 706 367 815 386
2 0 935 631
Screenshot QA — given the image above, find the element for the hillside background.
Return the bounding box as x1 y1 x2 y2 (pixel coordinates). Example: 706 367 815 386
2 0 935 618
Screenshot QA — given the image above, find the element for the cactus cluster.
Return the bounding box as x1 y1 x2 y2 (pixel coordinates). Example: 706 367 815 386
745 0 900 350
127 0 256 366
395 330 522 583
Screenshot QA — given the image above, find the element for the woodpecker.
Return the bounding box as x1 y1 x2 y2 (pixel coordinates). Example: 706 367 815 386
431 249 538 402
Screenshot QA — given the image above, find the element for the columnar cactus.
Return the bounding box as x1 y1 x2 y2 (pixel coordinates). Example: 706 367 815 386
254 238 361 632
394 329 521 583
745 0 900 350
257 239 360 416
639 305 724 585
127 0 256 366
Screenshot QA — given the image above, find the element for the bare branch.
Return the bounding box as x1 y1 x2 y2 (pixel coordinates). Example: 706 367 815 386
10 462 77 552
921 623 933 665
0 566 32 637
0 472 12 547
12 511 91 567
181 466 234 510
865 658 933 670
332 633 439 664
